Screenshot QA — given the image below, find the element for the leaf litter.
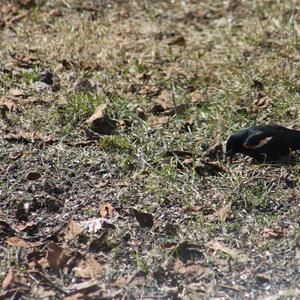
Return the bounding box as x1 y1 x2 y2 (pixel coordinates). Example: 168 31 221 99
1 1 300 299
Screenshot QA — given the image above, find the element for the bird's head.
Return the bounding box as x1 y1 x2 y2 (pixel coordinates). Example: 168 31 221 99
226 131 246 159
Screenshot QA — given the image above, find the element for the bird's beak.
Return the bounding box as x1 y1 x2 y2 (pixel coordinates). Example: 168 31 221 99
225 150 234 163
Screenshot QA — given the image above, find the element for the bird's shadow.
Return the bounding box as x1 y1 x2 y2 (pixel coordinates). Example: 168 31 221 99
228 153 300 167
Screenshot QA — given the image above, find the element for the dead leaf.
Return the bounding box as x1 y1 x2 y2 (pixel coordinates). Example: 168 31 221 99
2 268 15 289
0 98 17 114
85 104 116 134
6 236 38 249
9 88 24 97
175 260 209 278
147 115 170 127
216 202 232 222
189 91 203 103
139 85 159 95
151 90 172 113
10 51 41 68
99 202 114 218
161 242 177 249
64 220 84 241
80 218 105 233
15 221 37 233
174 242 203 262
26 170 41 181
3 131 33 143
256 273 271 284
43 241 72 270
206 239 238 258
133 209 154 228
3 130 55 147
202 161 230 174
167 35 186 46
1 4 28 27
262 227 287 239
151 90 198 117
75 254 104 279
253 96 270 109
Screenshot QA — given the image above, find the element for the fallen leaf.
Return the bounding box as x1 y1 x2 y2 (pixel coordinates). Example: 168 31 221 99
256 273 271 284
75 254 104 279
253 96 270 109
43 241 72 270
9 88 24 97
151 90 172 114
26 171 41 181
3 130 55 146
147 115 170 127
167 35 186 46
3 131 33 143
64 220 84 241
10 51 41 68
85 104 116 134
216 202 232 222
99 202 114 218
175 261 210 279
1 4 28 27
206 239 238 258
189 91 204 103
0 98 17 114
8 151 24 160
80 218 105 233
161 242 177 249
262 227 287 239
174 242 203 262
133 209 154 228
2 268 15 289
202 161 230 174
6 236 38 249
15 221 37 233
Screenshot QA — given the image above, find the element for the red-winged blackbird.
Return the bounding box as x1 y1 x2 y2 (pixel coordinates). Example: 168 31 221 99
226 125 300 162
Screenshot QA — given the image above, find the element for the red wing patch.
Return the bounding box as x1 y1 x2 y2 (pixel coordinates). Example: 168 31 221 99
243 136 273 149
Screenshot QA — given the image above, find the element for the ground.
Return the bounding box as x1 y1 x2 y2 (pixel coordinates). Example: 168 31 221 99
0 0 300 299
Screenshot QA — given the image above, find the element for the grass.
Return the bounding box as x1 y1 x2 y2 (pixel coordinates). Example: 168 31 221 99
1 0 300 299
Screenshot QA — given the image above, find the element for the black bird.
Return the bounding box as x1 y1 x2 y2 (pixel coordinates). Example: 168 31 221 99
226 125 300 162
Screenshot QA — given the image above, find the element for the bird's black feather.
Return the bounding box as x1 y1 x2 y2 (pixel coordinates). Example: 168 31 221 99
226 125 300 161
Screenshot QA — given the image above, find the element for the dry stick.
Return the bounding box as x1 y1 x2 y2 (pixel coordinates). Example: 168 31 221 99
171 78 177 115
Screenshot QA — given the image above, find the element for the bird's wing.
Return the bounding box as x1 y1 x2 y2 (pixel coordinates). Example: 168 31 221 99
243 131 273 149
